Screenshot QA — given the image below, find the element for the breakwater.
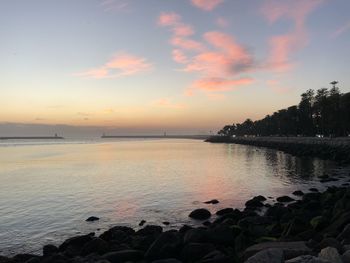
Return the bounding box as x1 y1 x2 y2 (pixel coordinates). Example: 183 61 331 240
206 136 350 164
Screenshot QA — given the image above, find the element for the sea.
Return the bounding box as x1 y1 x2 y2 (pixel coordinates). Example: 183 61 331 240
0 138 348 256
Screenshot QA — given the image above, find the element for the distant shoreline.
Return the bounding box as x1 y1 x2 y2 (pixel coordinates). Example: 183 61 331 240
0 136 64 140
206 136 350 164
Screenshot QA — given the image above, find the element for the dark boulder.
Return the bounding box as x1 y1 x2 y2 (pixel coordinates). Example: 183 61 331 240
216 208 234 216
204 199 219 204
58 233 94 252
80 237 110 256
137 225 163 236
276 196 295 203
139 220 146 226
86 216 99 222
99 226 135 242
145 231 182 260
245 198 264 208
189 209 211 220
292 190 304 196
181 243 216 262
43 244 58 257
102 250 144 263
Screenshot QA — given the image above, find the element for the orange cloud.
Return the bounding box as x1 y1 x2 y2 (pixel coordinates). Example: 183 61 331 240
75 52 153 79
190 77 254 92
191 0 224 11
171 36 205 51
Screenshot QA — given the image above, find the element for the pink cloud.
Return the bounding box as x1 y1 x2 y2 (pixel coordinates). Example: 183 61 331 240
262 0 323 72
173 24 194 37
158 12 181 27
75 52 153 79
172 49 189 64
191 0 224 11
171 37 205 52
267 79 292 93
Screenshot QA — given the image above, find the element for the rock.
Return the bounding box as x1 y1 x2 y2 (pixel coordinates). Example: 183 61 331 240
163 221 170 226
293 191 304 196
253 195 267 202
86 216 99 222
200 250 232 263
309 188 319 192
99 226 135 242
245 198 264 208
137 225 163 236
337 223 350 241
43 244 58 257
318 247 342 263
244 241 312 260
152 259 182 263
81 237 110 256
189 209 211 220
285 255 331 262
58 233 94 252
245 248 284 263
276 196 295 203
342 250 350 263
181 243 215 262
216 208 234 216
318 237 343 253
145 231 182 260
204 199 219 204
310 216 329 231
207 225 235 245
139 220 146 226
325 212 350 235
184 228 208 243
12 254 39 262
102 250 144 263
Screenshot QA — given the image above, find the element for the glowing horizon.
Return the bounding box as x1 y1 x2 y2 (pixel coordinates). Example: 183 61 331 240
1 0 349 134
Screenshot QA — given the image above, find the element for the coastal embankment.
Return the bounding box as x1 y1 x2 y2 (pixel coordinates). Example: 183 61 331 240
206 136 350 164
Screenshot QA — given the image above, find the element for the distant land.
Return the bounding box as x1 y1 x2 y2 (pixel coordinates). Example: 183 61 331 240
101 134 210 140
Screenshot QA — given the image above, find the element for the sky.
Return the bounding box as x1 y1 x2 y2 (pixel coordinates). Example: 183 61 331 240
1 0 349 136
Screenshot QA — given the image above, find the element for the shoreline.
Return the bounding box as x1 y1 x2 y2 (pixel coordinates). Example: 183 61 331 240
206 136 350 164
2 172 350 262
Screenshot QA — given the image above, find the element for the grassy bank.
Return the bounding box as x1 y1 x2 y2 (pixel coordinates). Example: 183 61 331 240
206 136 350 164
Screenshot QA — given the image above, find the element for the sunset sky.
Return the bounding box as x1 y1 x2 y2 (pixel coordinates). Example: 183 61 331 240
1 0 349 135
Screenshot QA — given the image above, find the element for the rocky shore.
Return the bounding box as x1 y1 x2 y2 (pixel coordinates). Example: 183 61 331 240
2 174 350 263
206 136 350 164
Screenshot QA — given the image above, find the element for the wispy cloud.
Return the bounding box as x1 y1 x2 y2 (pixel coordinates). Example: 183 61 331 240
261 0 323 72
191 0 224 11
159 12 254 97
216 17 229 28
100 0 129 12
153 98 186 109
332 21 350 38
75 52 153 79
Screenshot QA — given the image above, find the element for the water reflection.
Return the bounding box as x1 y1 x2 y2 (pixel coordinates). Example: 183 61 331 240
0 139 346 256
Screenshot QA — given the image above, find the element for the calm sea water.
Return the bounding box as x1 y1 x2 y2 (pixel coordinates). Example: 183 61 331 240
0 138 347 256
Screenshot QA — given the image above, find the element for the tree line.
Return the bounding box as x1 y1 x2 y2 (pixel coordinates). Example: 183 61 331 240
218 82 350 137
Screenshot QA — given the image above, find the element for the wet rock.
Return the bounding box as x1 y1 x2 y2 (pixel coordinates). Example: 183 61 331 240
245 198 264 208
58 233 94 252
317 238 343 253
207 225 235 245
276 196 295 203
86 216 99 222
293 191 304 196
99 226 134 242
145 231 182 260
200 250 232 263
216 208 234 216
12 254 39 262
139 220 146 226
43 244 58 257
204 199 219 204
244 241 312 260
102 250 144 263
318 247 342 263
181 243 215 262
245 248 284 263
337 223 350 241
189 209 211 220
309 188 319 192
163 221 170 226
